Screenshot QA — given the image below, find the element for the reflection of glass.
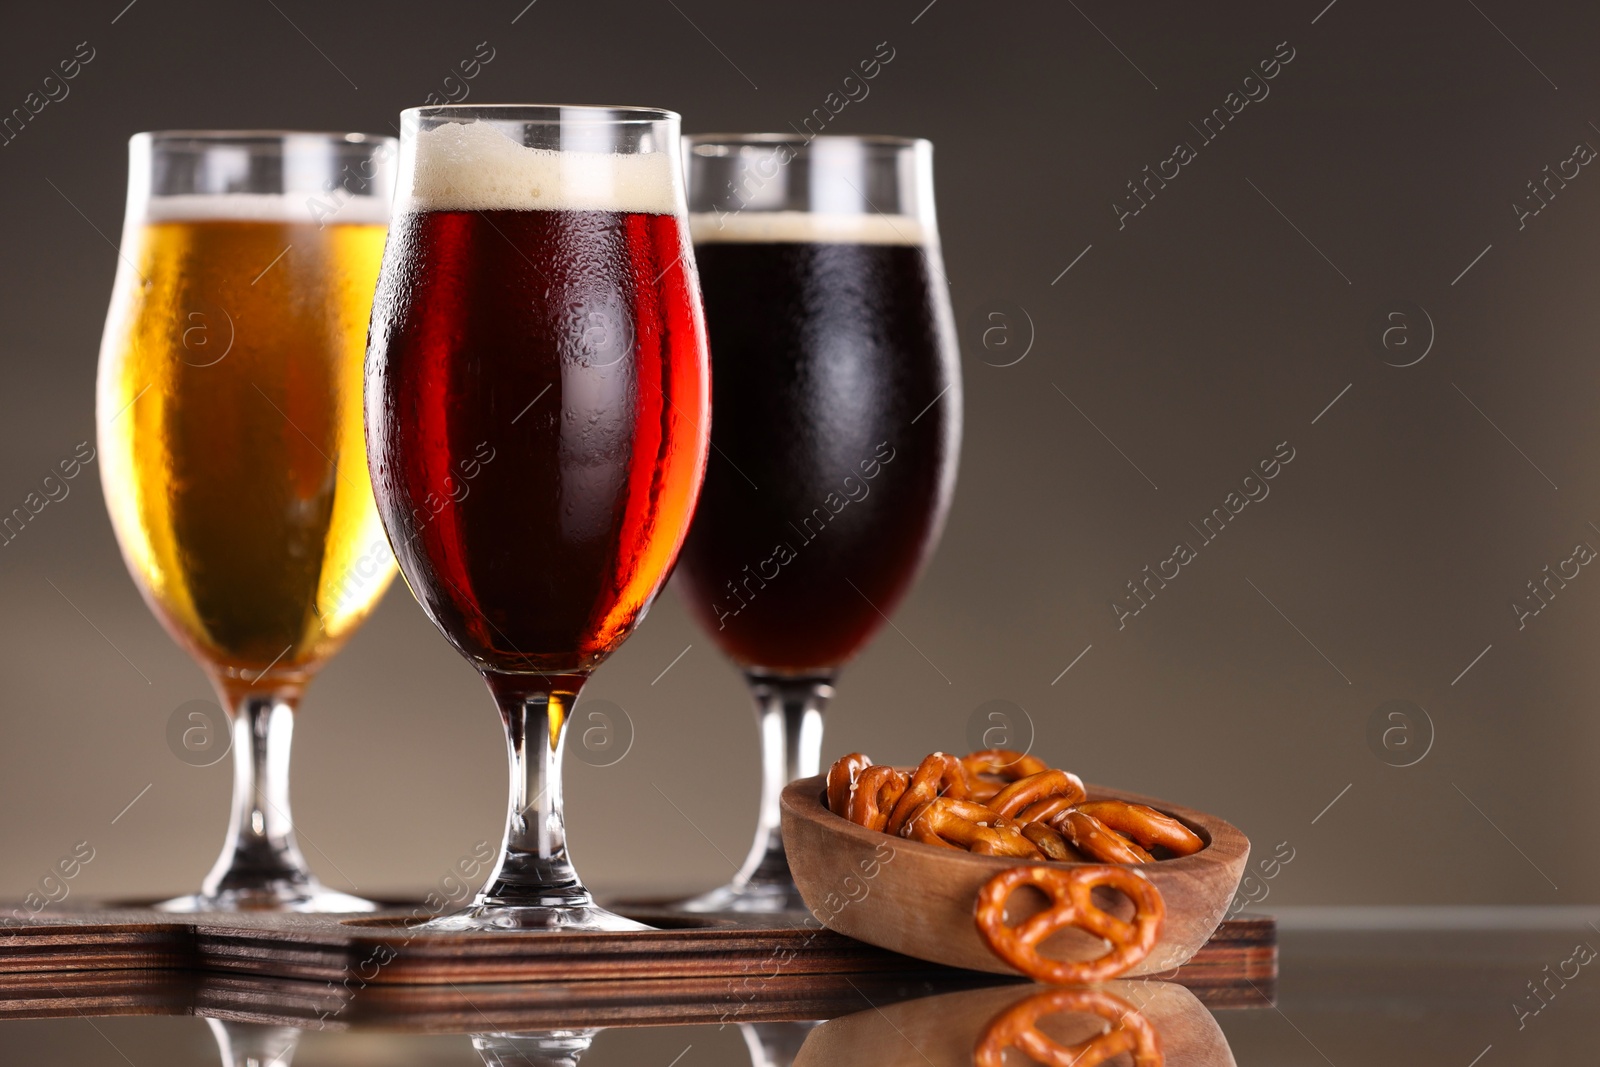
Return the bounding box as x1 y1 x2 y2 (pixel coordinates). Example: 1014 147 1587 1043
97 131 397 912
672 135 962 913
365 106 710 931
740 1021 819 1067
474 1031 596 1067
205 1019 300 1067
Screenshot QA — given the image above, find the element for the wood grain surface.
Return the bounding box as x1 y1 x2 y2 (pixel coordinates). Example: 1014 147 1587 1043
0 901 1273 1003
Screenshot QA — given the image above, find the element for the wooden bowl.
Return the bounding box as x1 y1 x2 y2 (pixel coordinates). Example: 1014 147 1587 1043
795 980 1237 1067
781 774 1249 977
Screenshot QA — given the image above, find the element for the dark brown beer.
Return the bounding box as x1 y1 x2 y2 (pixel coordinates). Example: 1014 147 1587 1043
674 221 960 671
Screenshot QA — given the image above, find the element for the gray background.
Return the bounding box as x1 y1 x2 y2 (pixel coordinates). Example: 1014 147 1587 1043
1 0 1597 911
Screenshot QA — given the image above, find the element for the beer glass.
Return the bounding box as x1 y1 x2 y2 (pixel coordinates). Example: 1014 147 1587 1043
671 135 961 912
365 106 710 931
97 131 398 911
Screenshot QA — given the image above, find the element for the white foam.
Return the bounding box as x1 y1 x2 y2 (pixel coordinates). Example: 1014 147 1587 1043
689 210 927 246
398 119 679 215
140 193 390 226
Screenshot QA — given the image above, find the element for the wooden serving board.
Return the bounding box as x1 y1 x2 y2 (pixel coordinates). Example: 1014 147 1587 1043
0 963 1007 1027
0 905 1274 997
0 966 1271 1030
193 970 1010 1031
0 912 192 975
0 968 195 1021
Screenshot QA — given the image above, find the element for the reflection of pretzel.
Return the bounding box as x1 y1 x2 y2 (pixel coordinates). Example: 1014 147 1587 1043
845 766 909 832
1056 810 1155 865
904 797 1043 858
975 987 1163 1067
1077 801 1204 857
827 753 872 816
990 770 1087 821
975 865 1165 983
883 753 970 836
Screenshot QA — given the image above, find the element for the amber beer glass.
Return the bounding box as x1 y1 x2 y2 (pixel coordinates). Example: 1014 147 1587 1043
671 136 961 912
97 131 397 911
365 106 709 930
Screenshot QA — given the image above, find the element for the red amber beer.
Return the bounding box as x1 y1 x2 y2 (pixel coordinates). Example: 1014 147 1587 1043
366 119 708 677
364 108 709 931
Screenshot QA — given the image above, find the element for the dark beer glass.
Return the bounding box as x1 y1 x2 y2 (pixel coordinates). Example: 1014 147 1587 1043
672 135 961 912
366 106 710 930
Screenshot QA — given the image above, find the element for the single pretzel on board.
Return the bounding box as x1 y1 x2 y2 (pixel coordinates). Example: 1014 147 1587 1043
974 864 1165 984
903 797 1043 858
1076 800 1205 857
845 765 910 833
1055 810 1156 865
974 986 1164 1067
883 752 970 836
826 753 872 816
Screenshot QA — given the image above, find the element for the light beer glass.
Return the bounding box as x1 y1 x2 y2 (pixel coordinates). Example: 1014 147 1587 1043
97 131 397 911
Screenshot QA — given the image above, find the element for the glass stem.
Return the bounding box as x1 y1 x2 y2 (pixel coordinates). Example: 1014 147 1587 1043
202 690 316 898
477 673 592 909
740 1021 821 1067
733 672 832 890
206 1019 301 1067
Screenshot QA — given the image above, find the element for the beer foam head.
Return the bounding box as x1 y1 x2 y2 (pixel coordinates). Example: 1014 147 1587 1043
400 119 680 215
140 193 390 226
689 210 928 246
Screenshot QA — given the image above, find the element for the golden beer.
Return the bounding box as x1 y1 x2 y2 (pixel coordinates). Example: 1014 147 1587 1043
97 210 395 690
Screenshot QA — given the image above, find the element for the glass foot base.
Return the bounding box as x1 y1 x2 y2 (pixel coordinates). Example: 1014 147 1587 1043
155 881 377 914
474 1030 597 1067
422 902 652 932
671 879 813 916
